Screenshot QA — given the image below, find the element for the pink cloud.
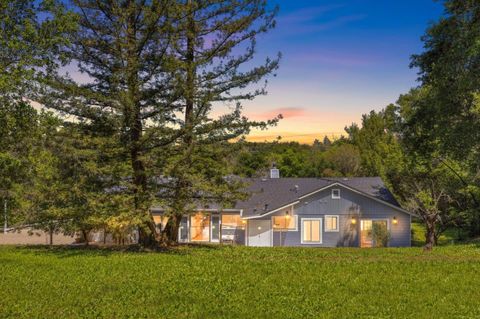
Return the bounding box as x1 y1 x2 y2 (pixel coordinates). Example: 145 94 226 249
249 107 307 120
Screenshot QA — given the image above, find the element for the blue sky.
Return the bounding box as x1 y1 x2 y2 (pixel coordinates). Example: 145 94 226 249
242 0 444 143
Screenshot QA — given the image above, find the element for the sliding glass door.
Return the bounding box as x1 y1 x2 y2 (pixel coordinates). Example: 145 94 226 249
360 219 388 247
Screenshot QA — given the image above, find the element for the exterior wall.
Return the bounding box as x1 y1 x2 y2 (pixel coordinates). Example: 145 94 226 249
151 185 411 248
154 212 246 245
269 185 411 247
0 228 77 245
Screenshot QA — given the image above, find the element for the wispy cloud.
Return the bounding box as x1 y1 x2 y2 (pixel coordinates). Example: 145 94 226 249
273 3 366 37
278 4 345 24
249 107 307 120
278 14 366 36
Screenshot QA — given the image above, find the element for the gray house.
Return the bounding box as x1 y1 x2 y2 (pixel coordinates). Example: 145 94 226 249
152 169 412 248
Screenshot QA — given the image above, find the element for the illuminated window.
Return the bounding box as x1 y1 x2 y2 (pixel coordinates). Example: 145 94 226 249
221 214 245 244
221 214 245 229
272 214 296 231
332 189 341 199
325 215 339 232
190 213 210 242
302 218 322 244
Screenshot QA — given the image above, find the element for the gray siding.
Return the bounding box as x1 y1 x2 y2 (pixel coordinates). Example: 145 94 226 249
269 185 411 247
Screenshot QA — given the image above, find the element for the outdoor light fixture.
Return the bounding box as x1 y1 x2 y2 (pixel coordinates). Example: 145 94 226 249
242 220 247 224
393 217 398 225
351 217 357 225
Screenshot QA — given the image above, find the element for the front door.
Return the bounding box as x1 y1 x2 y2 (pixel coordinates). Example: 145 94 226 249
360 219 388 247
247 220 272 247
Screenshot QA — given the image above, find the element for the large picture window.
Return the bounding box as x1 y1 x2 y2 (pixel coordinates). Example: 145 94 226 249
302 218 322 244
325 215 339 232
272 214 296 231
190 213 210 242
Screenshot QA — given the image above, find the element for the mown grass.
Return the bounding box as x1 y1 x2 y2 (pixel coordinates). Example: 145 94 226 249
1 245 480 318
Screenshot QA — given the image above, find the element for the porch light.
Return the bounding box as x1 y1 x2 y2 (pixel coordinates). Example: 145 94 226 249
242 220 247 224
351 217 357 225
393 217 398 225
285 211 290 219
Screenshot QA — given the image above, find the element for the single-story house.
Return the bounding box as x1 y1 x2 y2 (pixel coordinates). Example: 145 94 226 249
152 168 412 247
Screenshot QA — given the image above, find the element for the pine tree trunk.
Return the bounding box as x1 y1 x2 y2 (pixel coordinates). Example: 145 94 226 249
162 213 183 244
125 7 158 248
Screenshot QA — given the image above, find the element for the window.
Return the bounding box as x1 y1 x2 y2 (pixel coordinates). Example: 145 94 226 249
272 214 297 231
211 215 220 242
302 218 322 244
179 216 188 242
190 213 210 242
332 189 341 199
325 215 339 232
221 214 245 229
221 214 245 244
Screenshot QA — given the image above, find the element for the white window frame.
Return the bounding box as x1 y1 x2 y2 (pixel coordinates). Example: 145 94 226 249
332 188 341 199
324 215 339 232
271 214 298 232
301 218 323 244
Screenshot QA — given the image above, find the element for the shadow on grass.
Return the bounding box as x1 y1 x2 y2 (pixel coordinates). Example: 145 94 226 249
12 242 225 258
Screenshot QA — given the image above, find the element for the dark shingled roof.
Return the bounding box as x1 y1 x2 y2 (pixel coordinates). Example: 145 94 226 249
235 177 402 218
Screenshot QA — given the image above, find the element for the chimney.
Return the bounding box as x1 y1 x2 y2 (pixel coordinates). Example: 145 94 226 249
270 163 280 179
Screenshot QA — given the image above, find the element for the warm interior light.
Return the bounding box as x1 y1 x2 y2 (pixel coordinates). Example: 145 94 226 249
393 217 398 225
242 220 247 224
351 217 357 225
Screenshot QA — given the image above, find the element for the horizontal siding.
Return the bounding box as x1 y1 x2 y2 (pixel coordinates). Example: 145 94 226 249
270 185 411 247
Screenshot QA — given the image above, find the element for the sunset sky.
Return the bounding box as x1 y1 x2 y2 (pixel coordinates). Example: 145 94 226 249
63 1 445 144
238 0 444 143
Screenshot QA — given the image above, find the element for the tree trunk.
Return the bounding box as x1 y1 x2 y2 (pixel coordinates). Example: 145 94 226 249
81 229 89 246
49 229 53 246
125 7 158 248
158 0 196 247
162 213 183 244
424 217 436 251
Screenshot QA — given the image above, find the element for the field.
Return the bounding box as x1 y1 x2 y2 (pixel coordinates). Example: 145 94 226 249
1 245 480 318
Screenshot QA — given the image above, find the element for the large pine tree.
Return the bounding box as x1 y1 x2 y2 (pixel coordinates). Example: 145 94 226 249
159 0 280 242
39 0 280 245
38 0 180 244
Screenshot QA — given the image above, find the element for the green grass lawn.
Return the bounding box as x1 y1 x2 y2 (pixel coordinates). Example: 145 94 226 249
1 245 480 318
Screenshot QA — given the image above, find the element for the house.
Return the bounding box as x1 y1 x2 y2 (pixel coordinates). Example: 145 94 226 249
152 168 412 247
